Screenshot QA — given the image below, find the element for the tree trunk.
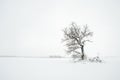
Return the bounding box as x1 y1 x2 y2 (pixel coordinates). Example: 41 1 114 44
81 45 84 60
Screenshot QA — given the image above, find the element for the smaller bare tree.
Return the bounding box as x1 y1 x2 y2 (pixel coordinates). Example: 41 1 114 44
62 22 93 60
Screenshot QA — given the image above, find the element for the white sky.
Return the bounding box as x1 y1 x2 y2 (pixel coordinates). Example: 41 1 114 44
0 0 120 57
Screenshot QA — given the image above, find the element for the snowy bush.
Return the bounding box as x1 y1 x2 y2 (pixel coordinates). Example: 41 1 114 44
88 56 102 63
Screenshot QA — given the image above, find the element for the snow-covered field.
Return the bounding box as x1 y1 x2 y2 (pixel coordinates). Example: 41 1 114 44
0 57 120 80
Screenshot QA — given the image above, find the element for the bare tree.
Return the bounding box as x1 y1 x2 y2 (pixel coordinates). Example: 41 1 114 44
62 22 93 60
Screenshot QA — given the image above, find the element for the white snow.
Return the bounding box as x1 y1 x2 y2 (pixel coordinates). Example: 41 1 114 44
0 57 120 80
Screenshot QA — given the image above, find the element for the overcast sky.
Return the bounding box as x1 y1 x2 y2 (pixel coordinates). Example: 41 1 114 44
0 0 120 57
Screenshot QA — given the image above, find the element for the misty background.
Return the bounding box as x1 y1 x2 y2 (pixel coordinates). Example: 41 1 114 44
0 0 120 57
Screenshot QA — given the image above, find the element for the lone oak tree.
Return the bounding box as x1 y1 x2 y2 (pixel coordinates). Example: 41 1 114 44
63 22 93 60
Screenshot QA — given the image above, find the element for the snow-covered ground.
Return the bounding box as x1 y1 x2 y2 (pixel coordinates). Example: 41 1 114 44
0 57 120 80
